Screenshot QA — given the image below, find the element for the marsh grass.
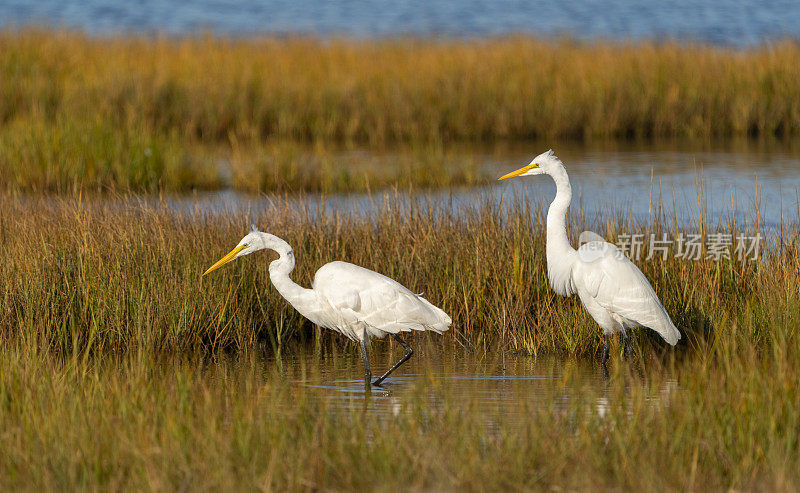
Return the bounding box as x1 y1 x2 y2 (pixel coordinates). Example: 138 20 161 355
1 190 799 489
0 189 793 357
2 28 799 491
2 30 800 191
0 336 798 490
224 140 484 193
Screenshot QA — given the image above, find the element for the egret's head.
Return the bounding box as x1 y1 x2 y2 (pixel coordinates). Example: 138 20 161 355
203 227 269 276
497 149 563 180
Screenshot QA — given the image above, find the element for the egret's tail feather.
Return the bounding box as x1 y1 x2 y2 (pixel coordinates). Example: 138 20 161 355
662 320 681 346
418 297 452 333
649 316 681 346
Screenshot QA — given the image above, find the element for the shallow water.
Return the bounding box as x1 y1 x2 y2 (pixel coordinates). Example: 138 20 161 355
166 140 800 230
200 344 679 424
3 0 799 46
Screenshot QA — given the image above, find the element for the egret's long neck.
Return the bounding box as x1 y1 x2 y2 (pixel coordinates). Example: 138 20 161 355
546 167 575 255
263 235 320 316
545 166 577 295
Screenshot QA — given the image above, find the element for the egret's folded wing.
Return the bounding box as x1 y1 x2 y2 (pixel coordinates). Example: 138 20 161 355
314 261 451 335
576 244 681 345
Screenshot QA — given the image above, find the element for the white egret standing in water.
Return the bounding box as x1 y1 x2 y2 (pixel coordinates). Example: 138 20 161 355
203 228 451 387
498 150 680 365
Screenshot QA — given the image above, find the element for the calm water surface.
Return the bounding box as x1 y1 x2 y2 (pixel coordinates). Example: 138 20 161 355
167 141 800 230
3 0 799 45
202 346 678 423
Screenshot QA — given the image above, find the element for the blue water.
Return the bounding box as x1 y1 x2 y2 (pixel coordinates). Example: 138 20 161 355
155 141 800 230
2 0 799 46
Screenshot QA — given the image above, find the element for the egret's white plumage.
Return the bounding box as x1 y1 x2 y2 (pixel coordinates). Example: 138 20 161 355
499 150 680 362
311 261 451 341
203 229 450 385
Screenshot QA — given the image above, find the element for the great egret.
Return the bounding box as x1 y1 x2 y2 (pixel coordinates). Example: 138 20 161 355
203 228 451 387
498 150 680 364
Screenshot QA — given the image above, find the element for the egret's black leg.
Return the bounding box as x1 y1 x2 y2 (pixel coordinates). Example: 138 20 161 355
372 335 414 386
601 362 610 381
599 334 610 378
359 338 371 389
623 331 634 359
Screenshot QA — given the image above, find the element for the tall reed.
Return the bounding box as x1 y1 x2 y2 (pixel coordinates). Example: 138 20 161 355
0 321 798 490
1 190 792 358
0 191 798 490
2 30 799 191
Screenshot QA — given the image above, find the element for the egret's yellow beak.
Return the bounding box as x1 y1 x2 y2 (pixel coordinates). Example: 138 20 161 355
203 244 247 276
498 163 537 180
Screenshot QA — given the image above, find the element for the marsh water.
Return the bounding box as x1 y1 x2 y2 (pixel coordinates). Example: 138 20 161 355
4 0 800 45
190 344 676 424
168 140 800 230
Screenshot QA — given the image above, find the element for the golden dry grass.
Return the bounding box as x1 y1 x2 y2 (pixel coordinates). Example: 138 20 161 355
2 29 800 489
0 191 792 356
0 193 798 490
2 30 800 191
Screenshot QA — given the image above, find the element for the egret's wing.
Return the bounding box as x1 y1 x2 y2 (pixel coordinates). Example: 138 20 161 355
313 261 451 336
576 242 681 345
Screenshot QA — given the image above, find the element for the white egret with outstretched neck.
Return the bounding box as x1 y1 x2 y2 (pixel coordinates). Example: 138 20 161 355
203 228 451 387
498 150 680 365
